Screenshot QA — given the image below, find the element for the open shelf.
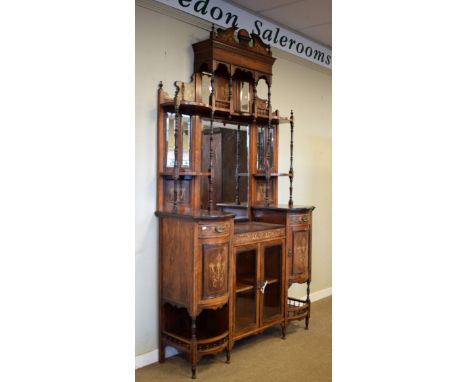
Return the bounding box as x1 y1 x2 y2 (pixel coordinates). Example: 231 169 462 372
253 172 292 177
236 281 254 293
162 302 229 342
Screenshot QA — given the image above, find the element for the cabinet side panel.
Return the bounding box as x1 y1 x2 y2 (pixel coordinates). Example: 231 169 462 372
161 217 194 306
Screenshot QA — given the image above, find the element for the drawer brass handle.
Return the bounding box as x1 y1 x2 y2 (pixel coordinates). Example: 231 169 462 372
301 216 309 223
215 225 225 233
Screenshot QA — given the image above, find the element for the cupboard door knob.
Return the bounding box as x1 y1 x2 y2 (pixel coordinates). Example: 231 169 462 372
215 225 225 233
301 216 309 223
260 280 268 294
288 249 292 257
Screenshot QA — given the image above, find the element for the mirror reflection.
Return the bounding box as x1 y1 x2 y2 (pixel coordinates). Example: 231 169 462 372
256 126 274 171
165 113 191 168
201 120 249 209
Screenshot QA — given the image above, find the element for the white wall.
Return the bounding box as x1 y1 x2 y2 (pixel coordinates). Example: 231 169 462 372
136 2 331 357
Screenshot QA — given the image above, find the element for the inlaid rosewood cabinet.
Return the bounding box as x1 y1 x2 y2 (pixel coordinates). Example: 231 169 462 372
155 26 315 379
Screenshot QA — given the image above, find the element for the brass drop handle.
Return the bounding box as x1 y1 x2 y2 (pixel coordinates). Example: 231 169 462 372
215 225 225 233
301 215 309 223
260 280 268 294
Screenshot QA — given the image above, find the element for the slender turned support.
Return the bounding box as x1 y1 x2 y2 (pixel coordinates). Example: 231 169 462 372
264 81 272 206
288 109 295 207
281 323 286 340
252 79 257 118
172 82 181 211
208 72 215 212
235 124 240 205
305 279 311 330
191 318 197 379
257 127 263 170
225 347 231 364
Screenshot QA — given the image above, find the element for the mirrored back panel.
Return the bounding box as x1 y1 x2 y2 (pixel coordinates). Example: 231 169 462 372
200 120 249 210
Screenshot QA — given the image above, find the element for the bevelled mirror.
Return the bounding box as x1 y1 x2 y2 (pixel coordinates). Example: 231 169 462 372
200 120 249 209
165 113 192 169
256 125 275 171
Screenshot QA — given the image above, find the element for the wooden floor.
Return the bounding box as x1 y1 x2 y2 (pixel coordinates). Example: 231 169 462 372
136 296 332 381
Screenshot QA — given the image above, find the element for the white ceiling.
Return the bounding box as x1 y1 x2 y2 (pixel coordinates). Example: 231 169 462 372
227 0 331 48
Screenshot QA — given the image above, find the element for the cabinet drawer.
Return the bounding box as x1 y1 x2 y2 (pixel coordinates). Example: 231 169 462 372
287 213 310 226
198 222 229 238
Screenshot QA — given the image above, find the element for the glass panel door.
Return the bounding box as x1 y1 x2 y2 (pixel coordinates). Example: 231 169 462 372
235 247 257 332
262 243 283 322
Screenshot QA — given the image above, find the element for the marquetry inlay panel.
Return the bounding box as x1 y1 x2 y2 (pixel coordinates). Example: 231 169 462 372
292 230 308 275
202 243 229 299
234 228 285 245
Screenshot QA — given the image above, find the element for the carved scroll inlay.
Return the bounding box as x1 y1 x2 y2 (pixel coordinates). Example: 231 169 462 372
234 228 285 245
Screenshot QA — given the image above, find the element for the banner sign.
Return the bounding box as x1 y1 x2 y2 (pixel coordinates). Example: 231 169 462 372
152 0 332 69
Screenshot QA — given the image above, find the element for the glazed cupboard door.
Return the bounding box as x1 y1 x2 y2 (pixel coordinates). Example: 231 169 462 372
260 240 284 325
234 245 259 334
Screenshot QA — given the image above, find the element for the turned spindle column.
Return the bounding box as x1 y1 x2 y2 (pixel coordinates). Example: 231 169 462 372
172 82 181 211
191 318 197 379
208 72 215 212
235 124 240 205
288 109 295 207
264 81 272 206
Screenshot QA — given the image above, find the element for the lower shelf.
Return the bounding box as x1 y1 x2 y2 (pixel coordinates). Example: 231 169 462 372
162 302 229 353
162 330 229 352
287 297 310 320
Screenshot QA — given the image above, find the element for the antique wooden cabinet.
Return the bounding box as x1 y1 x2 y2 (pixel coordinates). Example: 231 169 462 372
155 26 315 379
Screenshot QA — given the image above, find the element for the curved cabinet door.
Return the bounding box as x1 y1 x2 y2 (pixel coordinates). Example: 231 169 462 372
200 241 230 301
288 225 310 282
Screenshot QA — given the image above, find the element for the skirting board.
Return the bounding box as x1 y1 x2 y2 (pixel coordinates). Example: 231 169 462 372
303 286 332 303
135 287 332 369
135 346 178 369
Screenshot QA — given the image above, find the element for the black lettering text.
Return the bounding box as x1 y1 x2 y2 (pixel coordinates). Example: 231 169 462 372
210 6 222 20
305 47 313 57
262 29 272 41
296 43 304 53
178 0 192 7
313 50 325 62
273 28 280 43
225 12 238 27
288 39 296 49
326 55 331 65
253 20 262 36
279 36 287 47
194 0 209 14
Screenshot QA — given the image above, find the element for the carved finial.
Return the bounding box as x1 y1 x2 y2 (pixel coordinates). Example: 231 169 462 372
158 81 163 90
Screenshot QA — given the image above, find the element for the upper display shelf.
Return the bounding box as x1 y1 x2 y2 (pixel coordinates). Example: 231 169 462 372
158 83 290 125
157 26 289 124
